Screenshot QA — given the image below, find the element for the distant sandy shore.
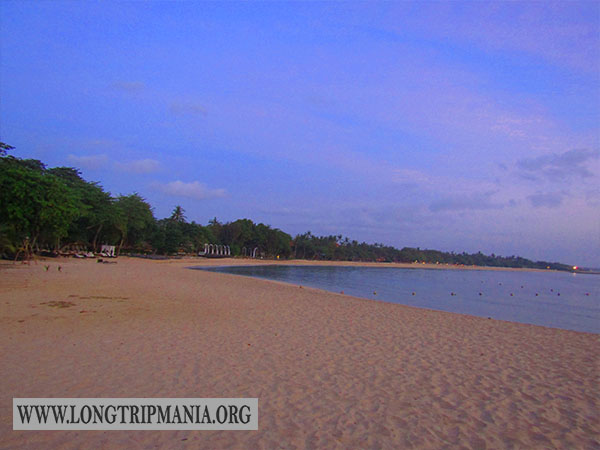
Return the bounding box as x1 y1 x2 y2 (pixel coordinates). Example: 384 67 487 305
1 257 598 448
147 256 563 272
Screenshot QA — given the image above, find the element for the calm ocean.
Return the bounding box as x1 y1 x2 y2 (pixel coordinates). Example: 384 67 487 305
194 265 600 334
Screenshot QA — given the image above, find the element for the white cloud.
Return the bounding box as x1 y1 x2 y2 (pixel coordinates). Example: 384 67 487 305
66 154 109 170
115 159 160 174
153 180 226 200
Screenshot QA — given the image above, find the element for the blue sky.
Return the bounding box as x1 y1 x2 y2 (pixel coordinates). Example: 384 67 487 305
1 2 599 265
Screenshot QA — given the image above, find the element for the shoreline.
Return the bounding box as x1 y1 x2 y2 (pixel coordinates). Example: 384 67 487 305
2 255 579 275
1 257 598 448
190 259 598 335
194 265 599 336
143 256 571 273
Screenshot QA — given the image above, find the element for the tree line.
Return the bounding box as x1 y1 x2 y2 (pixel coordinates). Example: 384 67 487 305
0 145 292 259
292 232 570 270
0 144 571 271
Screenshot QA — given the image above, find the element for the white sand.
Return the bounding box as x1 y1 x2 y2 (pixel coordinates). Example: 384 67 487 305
1 257 598 448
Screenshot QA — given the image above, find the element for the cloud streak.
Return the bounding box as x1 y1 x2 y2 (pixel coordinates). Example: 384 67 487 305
516 148 599 181
527 192 565 208
66 154 108 170
169 101 207 117
429 191 507 213
379 2 599 73
110 81 145 93
153 180 226 200
115 159 160 174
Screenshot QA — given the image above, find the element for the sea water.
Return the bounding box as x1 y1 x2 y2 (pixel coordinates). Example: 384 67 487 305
194 265 599 334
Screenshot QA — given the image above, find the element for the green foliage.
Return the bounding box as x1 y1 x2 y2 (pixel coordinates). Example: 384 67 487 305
289 233 572 270
0 157 79 250
114 193 155 252
47 167 117 249
206 218 291 258
0 224 17 258
169 205 186 223
0 142 15 156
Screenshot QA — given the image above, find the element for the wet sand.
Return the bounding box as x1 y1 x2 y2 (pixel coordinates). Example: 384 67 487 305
1 257 598 448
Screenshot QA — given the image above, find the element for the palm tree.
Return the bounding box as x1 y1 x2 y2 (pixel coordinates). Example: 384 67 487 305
170 206 186 223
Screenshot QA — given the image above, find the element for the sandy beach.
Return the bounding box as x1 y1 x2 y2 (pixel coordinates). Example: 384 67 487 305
1 257 598 449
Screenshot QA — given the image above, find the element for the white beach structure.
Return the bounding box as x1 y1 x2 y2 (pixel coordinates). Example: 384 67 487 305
199 243 231 257
100 245 116 257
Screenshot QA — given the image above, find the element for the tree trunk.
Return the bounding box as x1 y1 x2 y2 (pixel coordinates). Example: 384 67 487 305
117 237 125 256
92 223 103 252
30 235 39 263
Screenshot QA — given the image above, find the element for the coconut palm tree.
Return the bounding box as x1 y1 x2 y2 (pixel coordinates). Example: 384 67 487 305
170 206 186 223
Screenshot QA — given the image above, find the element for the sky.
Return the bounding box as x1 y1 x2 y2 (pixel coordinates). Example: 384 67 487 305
1 1 599 266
